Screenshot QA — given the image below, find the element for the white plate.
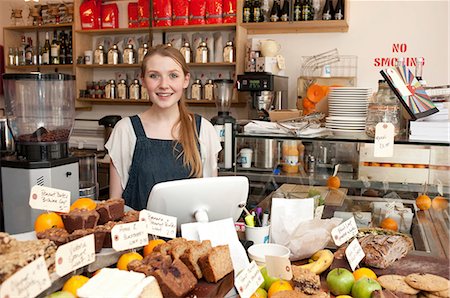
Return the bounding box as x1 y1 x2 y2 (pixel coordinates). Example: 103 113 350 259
327 116 367 121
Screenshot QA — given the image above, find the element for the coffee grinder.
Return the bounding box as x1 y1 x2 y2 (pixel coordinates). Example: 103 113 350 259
1 73 79 234
237 72 289 120
211 79 235 170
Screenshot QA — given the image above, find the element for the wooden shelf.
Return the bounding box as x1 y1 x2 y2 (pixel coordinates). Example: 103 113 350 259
151 23 237 33
75 27 150 35
76 64 141 69
188 62 236 67
240 20 349 34
3 23 73 31
6 64 73 70
185 99 246 107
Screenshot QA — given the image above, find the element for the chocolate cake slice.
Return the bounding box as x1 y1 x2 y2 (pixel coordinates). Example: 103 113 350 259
96 198 125 224
61 208 100 233
69 228 106 253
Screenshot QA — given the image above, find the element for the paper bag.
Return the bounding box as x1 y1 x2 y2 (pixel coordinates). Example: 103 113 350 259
271 198 342 260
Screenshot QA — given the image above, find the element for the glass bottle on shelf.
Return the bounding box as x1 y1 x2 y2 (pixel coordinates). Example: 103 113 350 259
42 32 51 65
94 45 106 65
195 42 209 63
282 140 299 174
18 36 26 66
302 0 313 21
108 44 120 65
334 0 344 20
280 0 290 22
51 30 60 65
180 42 192 64
66 31 72 64
322 0 334 20
270 0 281 22
25 37 33 65
129 79 141 100
59 31 66 65
253 0 263 22
191 79 203 100
293 0 302 21
8 48 14 66
105 80 117 99
123 44 136 64
138 42 149 63
204 79 214 101
117 79 128 99
223 41 234 63
243 0 252 23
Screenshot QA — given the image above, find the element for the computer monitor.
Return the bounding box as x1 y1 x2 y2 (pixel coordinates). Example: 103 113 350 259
147 176 249 230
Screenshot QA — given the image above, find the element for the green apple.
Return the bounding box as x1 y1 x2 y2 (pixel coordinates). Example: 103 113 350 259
46 291 75 298
326 268 355 295
260 267 280 292
351 277 382 298
251 287 268 298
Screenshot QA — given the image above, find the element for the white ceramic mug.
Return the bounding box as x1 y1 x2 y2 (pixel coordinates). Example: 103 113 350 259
240 148 253 168
245 225 271 245
84 50 93 65
259 39 281 57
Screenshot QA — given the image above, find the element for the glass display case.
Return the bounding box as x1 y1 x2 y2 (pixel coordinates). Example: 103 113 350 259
225 132 449 258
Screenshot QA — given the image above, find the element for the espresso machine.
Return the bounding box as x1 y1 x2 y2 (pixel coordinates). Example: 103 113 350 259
1 73 79 234
211 79 235 171
237 73 288 120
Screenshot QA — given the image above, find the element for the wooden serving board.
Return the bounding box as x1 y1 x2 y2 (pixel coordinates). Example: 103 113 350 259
186 272 234 298
331 254 450 278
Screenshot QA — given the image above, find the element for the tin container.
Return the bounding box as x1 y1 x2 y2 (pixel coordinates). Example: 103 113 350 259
123 44 136 64
117 79 128 99
180 42 192 64
94 45 106 64
129 79 141 100
191 79 202 100
195 41 208 63
223 41 234 63
204 79 214 101
105 79 117 99
138 42 149 63
107 44 120 65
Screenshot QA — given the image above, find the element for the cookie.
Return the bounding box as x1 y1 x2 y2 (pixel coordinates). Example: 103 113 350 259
423 292 443 298
429 289 450 298
405 273 450 292
378 275 420 295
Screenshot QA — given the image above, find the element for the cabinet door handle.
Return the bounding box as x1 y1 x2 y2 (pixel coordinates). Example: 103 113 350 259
66 172 72 177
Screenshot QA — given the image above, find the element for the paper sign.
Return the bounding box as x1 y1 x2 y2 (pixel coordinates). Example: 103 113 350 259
345 238 365 271
265 255 293 280
315 205 324 219
0 257 51 298
234 261 264 298
139 210 177 238
111 221 148 251
55 234 96 276
29 185 71 213
331 216 358 246
374 123 395 157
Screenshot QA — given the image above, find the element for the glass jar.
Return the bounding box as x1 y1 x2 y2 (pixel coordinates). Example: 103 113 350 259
203 79 214 101
191 79 202 100
117 79 128 99
223 41 234 63
123 44 136 64
180 42 192 64
129 79 140 100
105 79 116 99
282 140 299 174
365 105 400 138
195 41 208 63
94 45 105 65
107 44 120 65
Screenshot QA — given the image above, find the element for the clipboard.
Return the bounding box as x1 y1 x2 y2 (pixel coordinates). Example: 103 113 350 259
380 66 439 120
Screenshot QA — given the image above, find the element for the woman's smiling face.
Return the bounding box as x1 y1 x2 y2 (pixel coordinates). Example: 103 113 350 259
142 54 190 110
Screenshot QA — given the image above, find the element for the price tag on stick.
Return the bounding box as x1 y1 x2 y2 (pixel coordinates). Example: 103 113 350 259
55 234 96 277
111 221 149 251
140 210 177 238
265 255 292 281
345 238 365 271
374 122 395 157
234 261 264 298
331 217 358 246
29 185 71 213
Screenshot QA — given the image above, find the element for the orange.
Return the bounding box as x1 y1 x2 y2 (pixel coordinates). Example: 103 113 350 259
327 176 341 189
267 280 293 298
117 252 143 271
392 164 403 168
403 164 414 168
416 194 432 211
143 239 166 257
414 164 427 169
381 163 391 167
380 217 398 232
62 275 90 297
432 196 449 211
70 198 97 211
34 212 64 233
353 267 377 281
371 162 381 167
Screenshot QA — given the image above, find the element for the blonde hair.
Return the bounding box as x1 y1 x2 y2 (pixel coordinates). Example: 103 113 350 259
141 44 202 178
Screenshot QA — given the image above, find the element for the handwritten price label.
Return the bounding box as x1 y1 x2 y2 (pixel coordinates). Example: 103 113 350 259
111 221 148 251
345 238 365 271
29 185 70 213
55 234 96 277
140 210 177 238
0 257 51 298
374 123 395 157
234 261 264 298
331 216 358 246
265 255 292 281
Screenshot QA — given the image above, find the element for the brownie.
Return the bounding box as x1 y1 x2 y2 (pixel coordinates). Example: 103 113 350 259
94 220 121 248
69 228 106 253
96 198 125 225
36 227 70 246
121 210 140 223
61 209 100 233
152 259 197 297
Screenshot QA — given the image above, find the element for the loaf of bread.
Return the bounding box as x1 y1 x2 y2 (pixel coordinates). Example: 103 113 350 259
198 245 233 283
96 198 125 225
180 240 212 279
152 259 197 297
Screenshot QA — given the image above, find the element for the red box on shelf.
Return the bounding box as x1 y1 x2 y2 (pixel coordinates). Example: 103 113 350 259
101 3 119 29
80 0 101 30
172 0 189 26
128 3 139 28
154 0 172 27
222 0 237 23
138 0 150 27
189 0 206 25
206 0 223 24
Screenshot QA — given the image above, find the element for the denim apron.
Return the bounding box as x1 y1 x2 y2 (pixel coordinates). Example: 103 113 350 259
122 114 201 210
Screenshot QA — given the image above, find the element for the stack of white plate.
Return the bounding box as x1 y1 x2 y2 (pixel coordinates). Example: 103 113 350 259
326 87 372 134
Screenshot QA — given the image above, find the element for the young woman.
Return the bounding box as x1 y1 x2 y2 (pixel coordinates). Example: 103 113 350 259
106 45 222 210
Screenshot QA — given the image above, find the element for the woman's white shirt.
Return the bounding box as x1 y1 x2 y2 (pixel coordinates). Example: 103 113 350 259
105 116 222 190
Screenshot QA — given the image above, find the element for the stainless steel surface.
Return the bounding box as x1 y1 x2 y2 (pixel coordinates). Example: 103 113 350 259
253 139 279 169
0 118 14 154
255 91 274 111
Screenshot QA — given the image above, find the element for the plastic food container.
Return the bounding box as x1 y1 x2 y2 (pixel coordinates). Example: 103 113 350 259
247 243 290 266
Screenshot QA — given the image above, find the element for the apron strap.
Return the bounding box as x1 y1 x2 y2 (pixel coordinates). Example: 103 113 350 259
130 115 147 138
